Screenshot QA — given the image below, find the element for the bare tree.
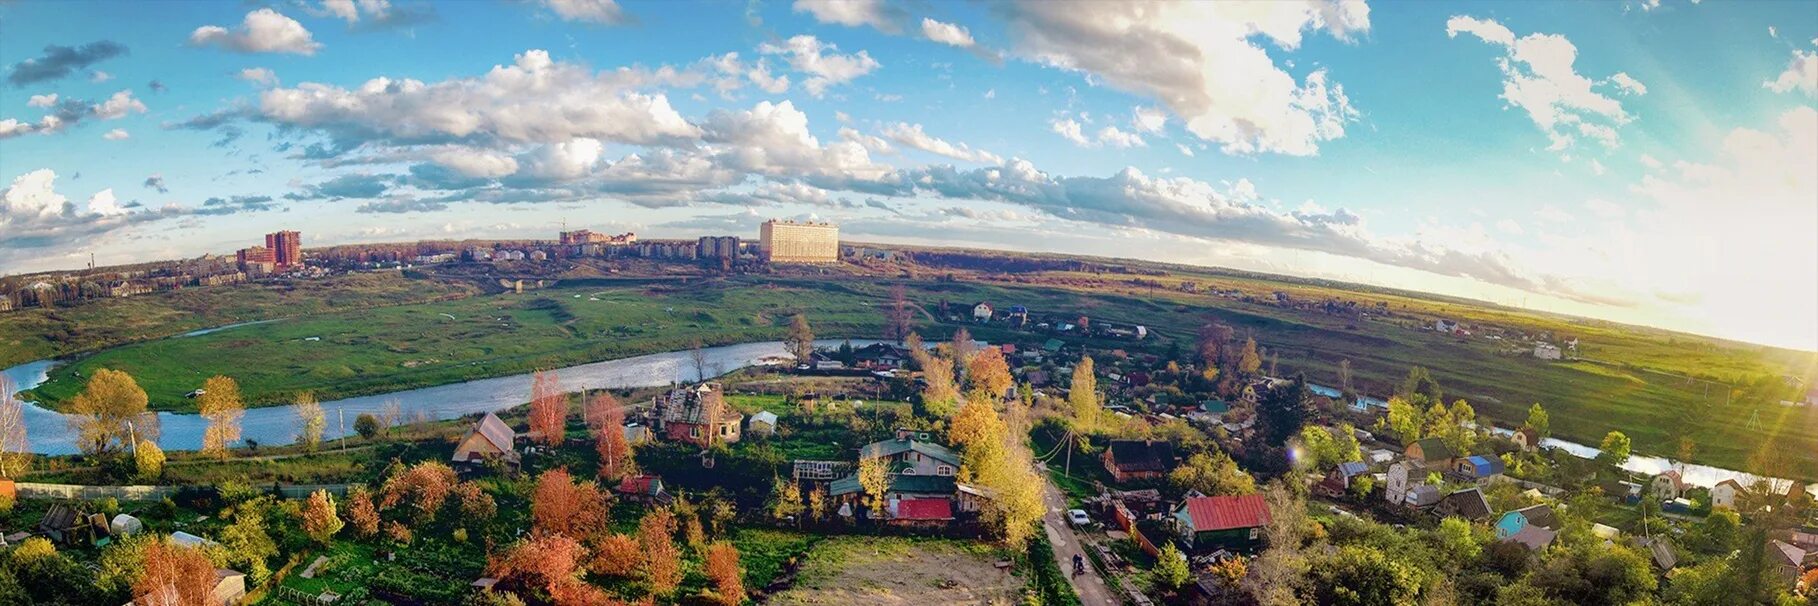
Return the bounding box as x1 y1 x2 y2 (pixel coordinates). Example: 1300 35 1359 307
884 284 914 341
0 376 26 478
689 339 711 382
380 400 402 436
1338 359 1353 394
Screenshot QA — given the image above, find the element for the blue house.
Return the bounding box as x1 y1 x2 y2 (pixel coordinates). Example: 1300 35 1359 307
1453 455 1506 479
1494 504 1558 539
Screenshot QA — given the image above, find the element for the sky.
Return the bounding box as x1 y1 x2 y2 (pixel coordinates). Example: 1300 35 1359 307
0 0 1815 351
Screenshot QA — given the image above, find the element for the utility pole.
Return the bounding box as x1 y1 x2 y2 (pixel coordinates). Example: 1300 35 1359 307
1064 429 1073 478
127 420 137 457
338 408 346 451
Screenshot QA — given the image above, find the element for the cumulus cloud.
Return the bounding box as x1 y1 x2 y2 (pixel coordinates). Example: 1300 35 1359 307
536 0 631 25
793 0 902 33
921 18 975 47
0 169 162 248
190 9 323 55
1050 117 1145 148
702 100 890 180
6 41 129 86
1448 15 1639 152
1764 49 1817 97
27 94 58 108
1005 0 1366 156
102 128 129 140
91 90 147 120
1 90 143 139
881 122 1002 164
758 36 880 97
252 49 701 153
238 67 279 87
1132 106 1168 134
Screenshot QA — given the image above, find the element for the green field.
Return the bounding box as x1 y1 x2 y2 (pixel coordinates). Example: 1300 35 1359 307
16 267 1818 478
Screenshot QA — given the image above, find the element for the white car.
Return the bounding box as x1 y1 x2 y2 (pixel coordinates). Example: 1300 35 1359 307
1067 509 1092 527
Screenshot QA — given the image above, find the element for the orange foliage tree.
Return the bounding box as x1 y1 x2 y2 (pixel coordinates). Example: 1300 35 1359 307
588 533 643 577
136 538 217 606
637 509 683 597
346 486 381 538
529 370 567 446
495 534 586 593
533 468 608 540
300 489 344 546
380 461 458 523
591 393 636 481
453 482 497 525
704 541 746 606
966 346 1013 399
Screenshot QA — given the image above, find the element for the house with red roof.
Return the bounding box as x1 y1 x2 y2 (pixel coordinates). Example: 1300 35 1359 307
1171 494 1272 551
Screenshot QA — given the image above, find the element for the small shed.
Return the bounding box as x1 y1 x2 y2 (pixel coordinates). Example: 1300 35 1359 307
169 531 214 549
748 411 779 436
37 503 86 544
1454 455 1505 479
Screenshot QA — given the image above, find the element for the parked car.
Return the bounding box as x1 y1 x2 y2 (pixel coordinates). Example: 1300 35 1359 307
1068 509 1092 527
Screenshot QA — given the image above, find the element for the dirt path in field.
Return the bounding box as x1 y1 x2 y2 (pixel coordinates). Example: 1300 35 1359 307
766 537 1021 605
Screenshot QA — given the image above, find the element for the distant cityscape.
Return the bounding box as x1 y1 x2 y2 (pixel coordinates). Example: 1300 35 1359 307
0 219 841 313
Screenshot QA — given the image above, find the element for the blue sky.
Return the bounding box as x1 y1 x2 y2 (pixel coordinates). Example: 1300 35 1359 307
2 0 1815 350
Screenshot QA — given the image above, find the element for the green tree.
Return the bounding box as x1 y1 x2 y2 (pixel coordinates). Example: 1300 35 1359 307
1524 403 1550 439
354 413 382 439
1434 517 1488 564
767 476 804 522
1169 452 1256 496
1526 542 1656 606
1400 366 1444 403
1304 545 1422 606
1386 396 1423 445
218 499 278 586
1596 431 1632 468
1155 543 1190 590
1687 508 1740 555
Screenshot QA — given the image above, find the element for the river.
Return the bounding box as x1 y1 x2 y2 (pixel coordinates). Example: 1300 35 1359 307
3 339 875 456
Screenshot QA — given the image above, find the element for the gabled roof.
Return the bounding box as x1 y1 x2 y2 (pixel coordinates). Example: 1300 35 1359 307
1460 455 1504 476
39 503 80 530
1177 494 1272 532
890 474 957 495
473 412 515 453
617 475 664 496
1437 488 1492 520
1106 440 1176 473
1336 462 1370 478
1503 525 1557 551
828 474 862 497
895 498 954 521
859 437 962 467
1770 540 1806 567
1512 504 1558 530
750 411 779 427
1637 538 1678 570
1409 438 1456 462
1714 478 1745 491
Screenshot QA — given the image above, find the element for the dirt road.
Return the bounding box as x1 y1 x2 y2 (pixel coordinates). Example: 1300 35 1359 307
1042 478 1118 605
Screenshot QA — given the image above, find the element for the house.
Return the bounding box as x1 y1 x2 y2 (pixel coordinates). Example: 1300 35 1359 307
1405 438 1457 468
1435 319 1460 333
829 474 967 522
656 383 743 447
1502 525 1559 552
1772 540 1811 584
1433 488 1492 521
1636 537 1679 571
1453 455 1506 480
1603 480 1644 505
748 411 779 436
807 352 846 370
1102 440 1177 483
1384 462 1414 504
1495 504 1559 539
1712 479 1745 509
1172 494 1273 551
1533 343 1562 360
1511 427 1541 452
1405 484 1443 507
451 412 520 467
616 475 674 507
860 429 963 476
1315 462 1372 497
623 423 652 444
1042 338 1064 353
851 343 909 370
1650 471 1686 501
38 503 87 544
1364 448 1396 465
972 302 994 322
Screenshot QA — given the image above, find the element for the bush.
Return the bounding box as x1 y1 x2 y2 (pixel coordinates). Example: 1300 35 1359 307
355 414 382 439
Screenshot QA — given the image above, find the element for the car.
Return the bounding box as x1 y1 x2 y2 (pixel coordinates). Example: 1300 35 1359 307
1067 509 1092 527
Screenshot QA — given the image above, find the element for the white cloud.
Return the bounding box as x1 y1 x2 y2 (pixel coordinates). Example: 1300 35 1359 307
1095 125 1145 148
758 35 880 97
702 100 890 180
793 0 900 33
431 146 520 178
516 137 606 181
0 169 156 248
103 128 129 140
322 0 360 22
837 126 892 154
920 18 975 48
1050 117 1089 145
1051 117 1145 148
238 67 279 87
1176 143 1195 157
984 88 995 100
27 93 58 108
1448 15 1637 152
537 0 631 25
1588 158 1607 175
1495 219 1525 235
1764 49 1818 97
90 71 112 83
881 122 1002 164
191 9 323 55
1132 106 1168 134
1584 198 1624 219
1006 0 1367 156
91 90 146 120
87 188 126 216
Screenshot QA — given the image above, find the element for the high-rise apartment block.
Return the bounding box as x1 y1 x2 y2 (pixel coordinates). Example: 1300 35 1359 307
265 230 302 268
758 220 838 264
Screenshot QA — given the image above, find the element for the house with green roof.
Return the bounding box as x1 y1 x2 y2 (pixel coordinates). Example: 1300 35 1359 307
828 428 987 524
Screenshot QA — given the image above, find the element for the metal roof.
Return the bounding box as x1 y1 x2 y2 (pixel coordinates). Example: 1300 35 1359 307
1178 494 1272 532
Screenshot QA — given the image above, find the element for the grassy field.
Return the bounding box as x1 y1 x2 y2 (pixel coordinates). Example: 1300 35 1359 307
16 267 1818 477
767 536 1023 606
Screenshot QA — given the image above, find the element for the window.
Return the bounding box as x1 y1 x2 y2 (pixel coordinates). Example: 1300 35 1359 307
903 468 917 475
690 426 701 438
936 465 954 476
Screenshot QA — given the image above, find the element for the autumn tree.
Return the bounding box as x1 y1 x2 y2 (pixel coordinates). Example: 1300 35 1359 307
904 332 927 370
67 368 152 456
637 509 683 597
301 489 344 546
454 482 498 525
858 456 890 519
1169 452 1257 496
704 541 746 606
591 393 634 480
950 327 977 370
495 534 587 596
380 461 459 523
529 370 566 447
966 346 1013 399
135 539 218 606
197 375 245 459
1197 321 1231 371
346 486 381 538
532 468 607 540
920 355 962 418
589 533 643 577
884 284 914 341
293 392 325 452
950 393 1007 453
785 313 815 365
0 376 25 477
1385 396 1422 445
1236 337 1262 376
768 476 804 522
134 439 164 480
1069 356 1101 432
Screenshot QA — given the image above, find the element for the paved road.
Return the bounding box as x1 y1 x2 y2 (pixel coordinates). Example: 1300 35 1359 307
1042 477 1118 605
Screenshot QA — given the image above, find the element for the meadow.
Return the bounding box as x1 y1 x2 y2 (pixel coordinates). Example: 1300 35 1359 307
15 264 1817 477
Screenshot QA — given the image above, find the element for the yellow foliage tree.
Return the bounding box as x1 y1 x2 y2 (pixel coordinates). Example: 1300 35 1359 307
197 375 245 459
1069 356 1100 433
68 368 151 456
858 456 890 519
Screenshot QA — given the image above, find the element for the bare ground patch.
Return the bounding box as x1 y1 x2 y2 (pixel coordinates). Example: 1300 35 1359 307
767 536 1022 606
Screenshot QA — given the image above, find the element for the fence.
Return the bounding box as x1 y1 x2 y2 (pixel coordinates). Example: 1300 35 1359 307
16 482 350 501
1110 501 1162 558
